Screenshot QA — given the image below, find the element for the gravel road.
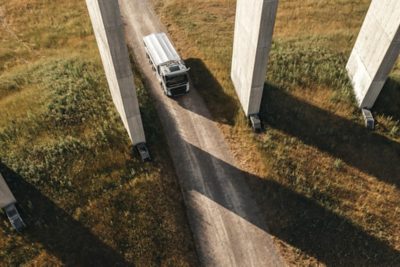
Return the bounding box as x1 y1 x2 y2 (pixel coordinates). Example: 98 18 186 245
119 1 284 266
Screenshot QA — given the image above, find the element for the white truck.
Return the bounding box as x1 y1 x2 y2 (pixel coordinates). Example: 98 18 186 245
143 33 190 97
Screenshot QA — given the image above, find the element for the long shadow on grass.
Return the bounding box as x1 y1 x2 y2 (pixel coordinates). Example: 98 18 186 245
181 143 400 266
261 84 400 187
0 163 129 266
181 58 238 125
374 77 400 122
146 57 399 264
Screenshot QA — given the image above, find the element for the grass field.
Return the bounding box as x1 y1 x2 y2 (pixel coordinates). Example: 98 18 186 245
153 0 400 265
0 0 197 265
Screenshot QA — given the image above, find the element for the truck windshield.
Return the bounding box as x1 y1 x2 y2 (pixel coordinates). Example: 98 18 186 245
166 74 188 87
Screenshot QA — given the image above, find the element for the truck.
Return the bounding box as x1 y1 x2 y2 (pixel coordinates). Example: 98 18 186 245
143 33 190 97
0 173 25 232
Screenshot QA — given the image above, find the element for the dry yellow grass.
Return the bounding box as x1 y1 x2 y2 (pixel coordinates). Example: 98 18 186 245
153 0 400 265
0 0 197 265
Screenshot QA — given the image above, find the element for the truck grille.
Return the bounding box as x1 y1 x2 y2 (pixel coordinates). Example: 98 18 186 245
170 85 187 96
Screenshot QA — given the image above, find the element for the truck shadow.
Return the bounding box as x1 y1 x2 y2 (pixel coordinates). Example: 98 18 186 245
181 58 239 125
374 76 400 122
0 162 130 266
260 83 400 187
183 143 400 266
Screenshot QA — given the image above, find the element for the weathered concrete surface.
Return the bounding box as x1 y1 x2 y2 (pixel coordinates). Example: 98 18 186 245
86 0 146 145
231 0 279 116
0 173 16 209
119 0 285 266
346 0 400 108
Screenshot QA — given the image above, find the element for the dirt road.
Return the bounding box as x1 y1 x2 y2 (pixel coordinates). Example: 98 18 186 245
119 0 284 266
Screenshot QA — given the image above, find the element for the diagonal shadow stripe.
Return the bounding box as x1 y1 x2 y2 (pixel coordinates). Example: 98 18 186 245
0 162 130 266
184 143 400 266
261 83 400 187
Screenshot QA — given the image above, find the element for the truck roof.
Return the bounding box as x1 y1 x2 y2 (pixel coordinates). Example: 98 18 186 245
0 173 16 209
143 33 182 67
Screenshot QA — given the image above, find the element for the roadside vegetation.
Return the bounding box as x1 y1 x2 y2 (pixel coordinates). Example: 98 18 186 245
0 0 197 265
153 0 400 265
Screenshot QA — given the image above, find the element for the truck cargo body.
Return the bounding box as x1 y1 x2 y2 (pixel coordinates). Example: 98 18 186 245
143 33 190 96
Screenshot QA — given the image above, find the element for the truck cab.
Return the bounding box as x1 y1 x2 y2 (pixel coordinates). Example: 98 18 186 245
159 62 189 96
143 33 190 97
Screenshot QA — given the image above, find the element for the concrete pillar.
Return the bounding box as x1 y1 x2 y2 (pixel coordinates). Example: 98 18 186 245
86 0 146 145
231 0 279 117
0 173 16 209
346 0 400 109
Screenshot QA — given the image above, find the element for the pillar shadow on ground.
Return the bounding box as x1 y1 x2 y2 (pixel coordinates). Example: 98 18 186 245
178 58 239 125
260 83 400 187
374 76 400 122
0 162 129 266
182 143 400 266
159 57 399 264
